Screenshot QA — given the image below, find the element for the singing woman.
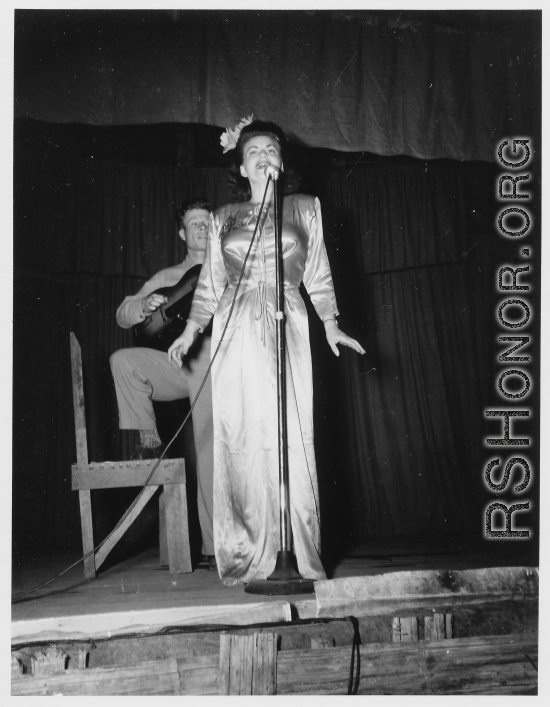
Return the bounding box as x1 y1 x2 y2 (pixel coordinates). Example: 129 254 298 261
168 119 364 585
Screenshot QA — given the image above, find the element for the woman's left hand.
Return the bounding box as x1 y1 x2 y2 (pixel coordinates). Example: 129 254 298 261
324 320 365 357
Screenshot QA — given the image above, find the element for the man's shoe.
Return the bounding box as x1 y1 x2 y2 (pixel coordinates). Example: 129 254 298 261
131 443 165 461
197 554 217 570
197 554 210 569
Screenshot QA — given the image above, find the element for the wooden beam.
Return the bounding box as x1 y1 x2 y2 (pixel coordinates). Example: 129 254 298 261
11 633 538 696
315 567 539 617
163 482 192 574
176 654 218 695
69 332 89 466
276 633 538 695
159 490 168 568
70 333 96 578
12 602 292 645
71 459 185 490
11 656 23 679
392 616 418 642
31 647 67 676
219 633 246 695
446 612 453 640
12 658 181 696
310 637 335 649
252 633 277 695
79 490 96 579
424 612 452 640
219 632 277 695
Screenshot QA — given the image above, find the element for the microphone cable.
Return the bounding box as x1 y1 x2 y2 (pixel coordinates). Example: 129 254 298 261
12 178 274 603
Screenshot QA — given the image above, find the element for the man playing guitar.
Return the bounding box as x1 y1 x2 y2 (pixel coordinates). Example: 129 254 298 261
110 196 215 569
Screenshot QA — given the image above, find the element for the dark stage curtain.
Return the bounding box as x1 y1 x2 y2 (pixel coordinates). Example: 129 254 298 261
16 155 231 279
13 149 502 555
15 10 537 162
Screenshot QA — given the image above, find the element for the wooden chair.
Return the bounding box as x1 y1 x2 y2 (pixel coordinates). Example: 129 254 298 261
69 332 192 579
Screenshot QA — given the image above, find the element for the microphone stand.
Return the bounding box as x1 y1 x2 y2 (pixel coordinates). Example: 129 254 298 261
245 174 315 596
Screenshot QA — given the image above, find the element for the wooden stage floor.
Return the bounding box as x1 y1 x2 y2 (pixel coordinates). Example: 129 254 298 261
11 534 539 696
12 533 537 645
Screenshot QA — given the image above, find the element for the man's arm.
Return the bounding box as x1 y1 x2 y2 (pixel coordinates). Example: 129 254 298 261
116 265 184 329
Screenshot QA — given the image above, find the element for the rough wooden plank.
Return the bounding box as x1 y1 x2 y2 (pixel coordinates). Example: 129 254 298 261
315 568 539 618
94 486 158 571
252 632 277 695
227 634 249 695
69 332 88 466
310 636 335 649
176 654 218 695
424 657 537 695
78 490 96 579
277 646 351 695
31 647 67 676
12 658 180 696
11 656 23 678
219 632 231 695
276 633 538 696
445 612 453 639
11 633 538 696
417 635 538 695
163 482 192 574
70 333 96 579
425 613 450 641
233 634 253 695
159 489 168 568
71 459 185 490
12 602 292 645
392 616 418 642
219 632 277 695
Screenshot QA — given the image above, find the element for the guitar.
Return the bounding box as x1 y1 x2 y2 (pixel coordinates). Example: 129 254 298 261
132 264 203 351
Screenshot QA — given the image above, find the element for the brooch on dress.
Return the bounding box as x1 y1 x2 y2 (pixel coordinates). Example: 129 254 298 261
219 214 237 241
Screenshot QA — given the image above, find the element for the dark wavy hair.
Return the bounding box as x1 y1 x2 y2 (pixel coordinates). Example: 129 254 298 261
226 120 300 202
175 196 212 230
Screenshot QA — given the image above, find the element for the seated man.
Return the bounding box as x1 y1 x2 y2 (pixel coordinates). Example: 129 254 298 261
110 196 215 568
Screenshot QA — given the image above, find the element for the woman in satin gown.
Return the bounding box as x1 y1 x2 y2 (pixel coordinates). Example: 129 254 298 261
169 120 364 585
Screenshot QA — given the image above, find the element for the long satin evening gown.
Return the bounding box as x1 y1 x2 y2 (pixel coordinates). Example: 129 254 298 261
188 194 338 583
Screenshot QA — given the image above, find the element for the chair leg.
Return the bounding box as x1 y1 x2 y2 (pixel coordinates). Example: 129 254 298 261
163 483 192 574
159 489 168 568
78 490 96 579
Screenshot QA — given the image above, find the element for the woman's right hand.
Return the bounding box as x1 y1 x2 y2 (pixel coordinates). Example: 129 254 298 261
168 322 201 366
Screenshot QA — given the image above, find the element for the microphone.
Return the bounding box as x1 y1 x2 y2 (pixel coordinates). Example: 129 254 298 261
264 165 281 181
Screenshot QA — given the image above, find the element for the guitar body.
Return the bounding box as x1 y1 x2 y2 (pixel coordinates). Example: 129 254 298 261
132 264 202 352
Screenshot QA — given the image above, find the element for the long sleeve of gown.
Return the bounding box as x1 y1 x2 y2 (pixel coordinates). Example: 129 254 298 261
188 210 228 331
302 197 339 322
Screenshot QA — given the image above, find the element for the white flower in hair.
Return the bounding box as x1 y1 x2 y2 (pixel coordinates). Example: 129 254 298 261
220 115 254 153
